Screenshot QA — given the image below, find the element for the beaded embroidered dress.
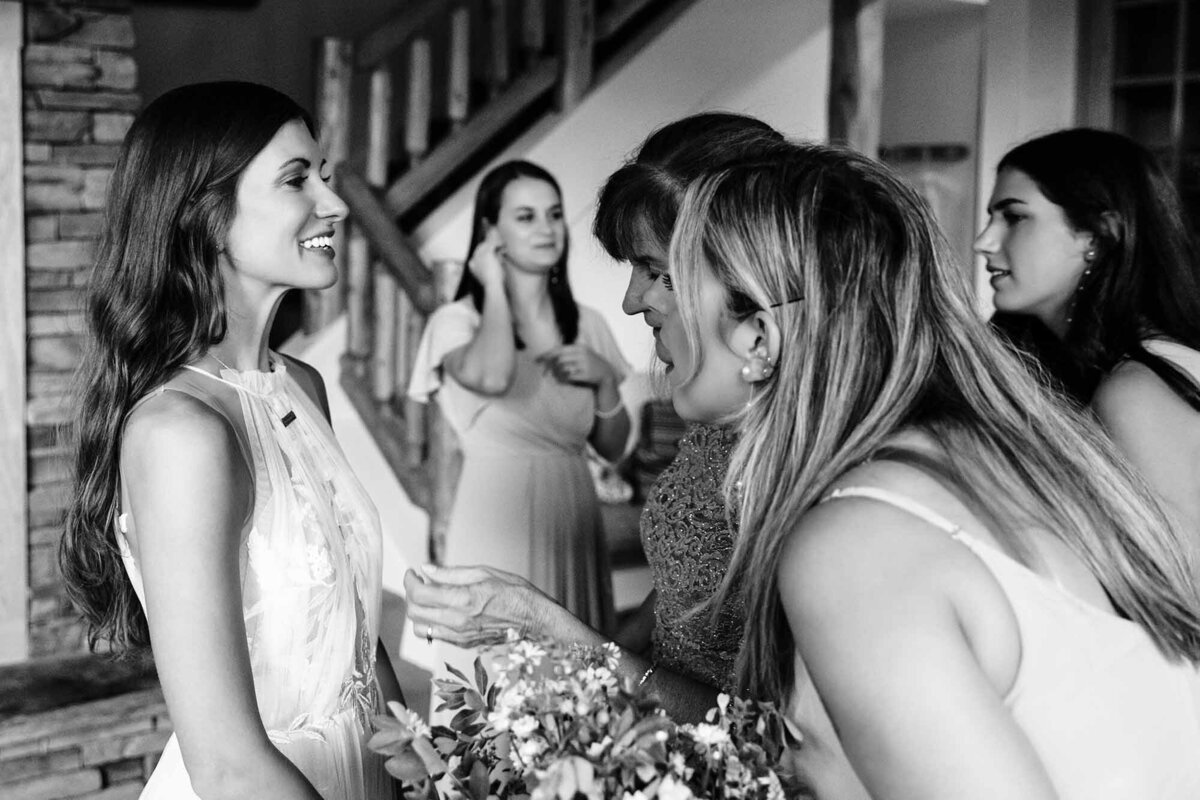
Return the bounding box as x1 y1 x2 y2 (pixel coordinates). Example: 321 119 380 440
641 423 743 689
115 359 392 800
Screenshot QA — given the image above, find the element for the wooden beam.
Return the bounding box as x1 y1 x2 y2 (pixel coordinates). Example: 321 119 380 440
557 0 595 111
828 0 886 157
1075 0 1113 128
309 37 354 334
357 0 454 70
338 170 437 315
0 0 28 665
383 58 558 218
596 0 657 40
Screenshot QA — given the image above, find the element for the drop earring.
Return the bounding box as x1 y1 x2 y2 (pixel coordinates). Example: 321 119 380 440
740 343 775 383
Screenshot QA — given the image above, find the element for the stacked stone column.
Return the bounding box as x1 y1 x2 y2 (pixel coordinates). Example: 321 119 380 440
22 0 138 658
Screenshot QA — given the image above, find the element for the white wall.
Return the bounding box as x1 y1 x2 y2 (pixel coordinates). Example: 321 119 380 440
880 5 985 268
414 0 831 373
882 7 984 147
975 0 1079 308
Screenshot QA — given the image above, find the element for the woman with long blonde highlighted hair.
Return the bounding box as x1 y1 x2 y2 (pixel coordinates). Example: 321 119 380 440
657 141 1200 798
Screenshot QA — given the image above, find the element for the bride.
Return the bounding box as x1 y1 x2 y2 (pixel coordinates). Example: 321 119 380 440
60 82 400 799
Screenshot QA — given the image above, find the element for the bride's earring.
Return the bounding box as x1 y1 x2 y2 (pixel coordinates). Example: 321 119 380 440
740 343 775 383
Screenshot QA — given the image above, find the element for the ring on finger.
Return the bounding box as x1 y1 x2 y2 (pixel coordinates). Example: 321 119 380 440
426 624 434 645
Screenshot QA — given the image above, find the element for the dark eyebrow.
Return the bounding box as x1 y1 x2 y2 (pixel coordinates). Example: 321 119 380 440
278 157 311 172
987 197 1027 214
512 204 563 212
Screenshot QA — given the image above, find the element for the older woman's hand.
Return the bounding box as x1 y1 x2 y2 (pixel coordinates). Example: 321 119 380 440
403 564 564 650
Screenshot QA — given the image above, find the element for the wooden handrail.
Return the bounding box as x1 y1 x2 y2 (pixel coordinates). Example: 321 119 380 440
336 171 437 314
314 0 698 537
356 0 455 70
596 0 660 40
383 58 559 217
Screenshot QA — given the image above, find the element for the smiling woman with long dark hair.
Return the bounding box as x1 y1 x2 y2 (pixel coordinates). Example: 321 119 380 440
60 81 400 800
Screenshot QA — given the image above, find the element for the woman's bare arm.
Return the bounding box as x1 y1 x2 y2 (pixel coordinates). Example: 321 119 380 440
123 395 323 800
778 499 1058 800
403 566 720 723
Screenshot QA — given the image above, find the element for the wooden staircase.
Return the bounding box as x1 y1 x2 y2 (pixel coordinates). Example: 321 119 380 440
303 0 699 563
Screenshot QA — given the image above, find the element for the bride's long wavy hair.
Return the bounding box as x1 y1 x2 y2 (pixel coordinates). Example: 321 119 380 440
60 82 314 653
671 143 1200 702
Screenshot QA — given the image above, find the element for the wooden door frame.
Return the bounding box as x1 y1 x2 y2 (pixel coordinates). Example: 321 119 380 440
0 0 28 664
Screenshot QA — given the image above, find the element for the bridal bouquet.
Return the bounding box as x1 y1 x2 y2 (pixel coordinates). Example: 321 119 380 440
368 631 799 799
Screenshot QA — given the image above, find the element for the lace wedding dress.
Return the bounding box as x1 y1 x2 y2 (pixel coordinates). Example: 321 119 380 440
116 358 393 799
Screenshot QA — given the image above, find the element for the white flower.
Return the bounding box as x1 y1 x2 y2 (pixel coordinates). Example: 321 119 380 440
510 715 539 738
517 737 548 763
691 722 731 748
658 774 696 800
585 736 611 760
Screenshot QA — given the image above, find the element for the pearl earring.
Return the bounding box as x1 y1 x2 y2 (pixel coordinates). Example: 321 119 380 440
740 343 775 383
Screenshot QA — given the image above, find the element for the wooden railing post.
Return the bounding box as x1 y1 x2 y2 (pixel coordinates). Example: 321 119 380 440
520 0 546 68
557 0 595 111
487 0 511 97
448 6 471 131
405 38 432 165
426 258 463 565
346 66 394 373
0 0 27 664
828 0 886 156
311 36 354 333
396 291 425 467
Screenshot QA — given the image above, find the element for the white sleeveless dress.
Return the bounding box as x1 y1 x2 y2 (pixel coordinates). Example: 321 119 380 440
116 360 394 800
791 485 1200 799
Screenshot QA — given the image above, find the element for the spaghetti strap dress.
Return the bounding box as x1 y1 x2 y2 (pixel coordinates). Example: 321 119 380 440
807 485 1200 799
115 358 394 800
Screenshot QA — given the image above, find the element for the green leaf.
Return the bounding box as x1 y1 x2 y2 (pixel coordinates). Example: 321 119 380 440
469 755 491 799
446 663 473 684
367 724 415 754
451 707 479 730
412 733 449 777
383 751 429 783
474 656 490 694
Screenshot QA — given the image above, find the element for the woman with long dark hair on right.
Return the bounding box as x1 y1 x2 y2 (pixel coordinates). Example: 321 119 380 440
978 128 1200 566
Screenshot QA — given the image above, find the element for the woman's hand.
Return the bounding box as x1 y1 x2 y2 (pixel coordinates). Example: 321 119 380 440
403 564 563 650
467 228 507 290
541 344 617 389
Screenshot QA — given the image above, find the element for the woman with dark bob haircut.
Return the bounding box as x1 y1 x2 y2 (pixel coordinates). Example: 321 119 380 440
60 81 400 799
402 114 788 724
978 128 1200 571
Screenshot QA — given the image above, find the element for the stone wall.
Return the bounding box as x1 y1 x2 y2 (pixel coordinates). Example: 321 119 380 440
21 0 138 658
0 656 165 800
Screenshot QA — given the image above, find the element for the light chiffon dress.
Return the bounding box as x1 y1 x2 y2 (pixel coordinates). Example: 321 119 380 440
788 485 1200 799
408 299 627 699
116 357 393 800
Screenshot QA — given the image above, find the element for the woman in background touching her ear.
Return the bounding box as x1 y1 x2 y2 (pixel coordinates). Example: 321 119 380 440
407 160 630 689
